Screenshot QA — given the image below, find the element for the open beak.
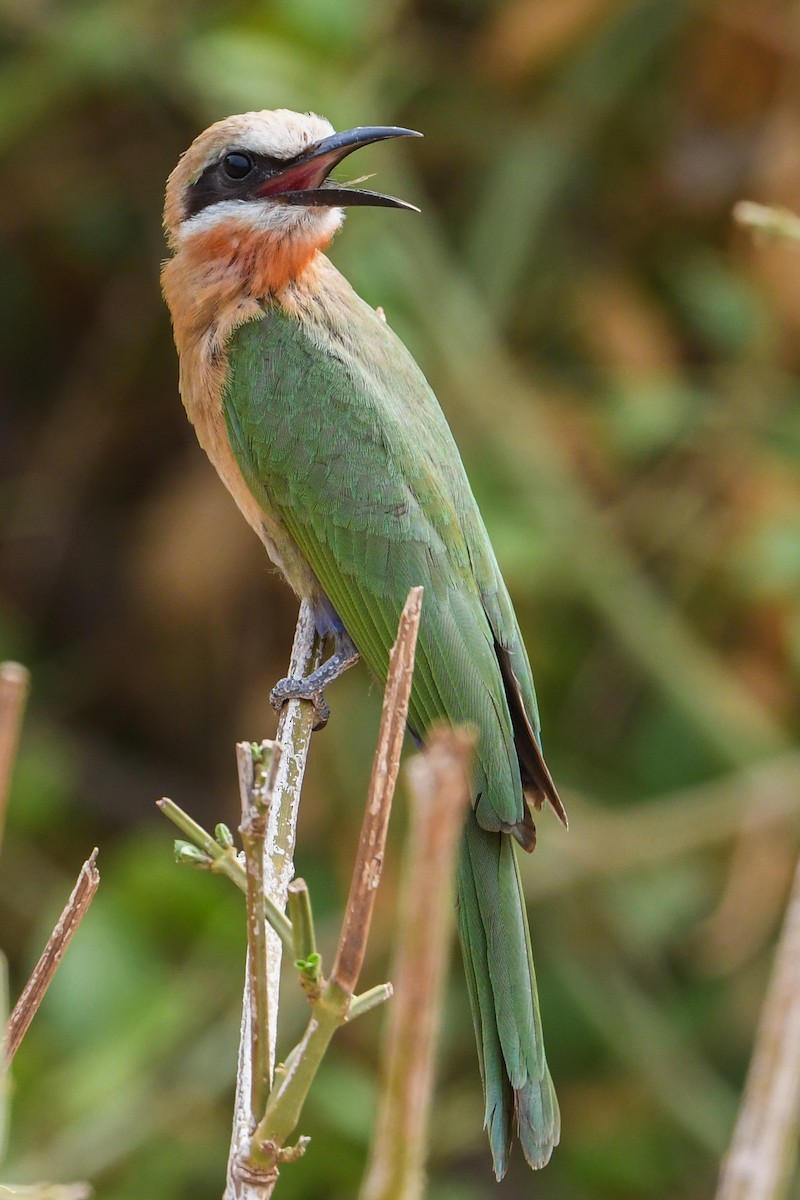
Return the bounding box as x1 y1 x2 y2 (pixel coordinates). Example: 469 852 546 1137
257 126 422 211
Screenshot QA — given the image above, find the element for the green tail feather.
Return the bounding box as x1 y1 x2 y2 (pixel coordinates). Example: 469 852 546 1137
457 815 560 1179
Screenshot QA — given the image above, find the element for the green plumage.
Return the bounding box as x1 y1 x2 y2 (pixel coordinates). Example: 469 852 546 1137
223 262 560 1176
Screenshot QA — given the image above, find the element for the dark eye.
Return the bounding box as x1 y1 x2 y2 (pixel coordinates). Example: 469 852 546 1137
222 152 253 180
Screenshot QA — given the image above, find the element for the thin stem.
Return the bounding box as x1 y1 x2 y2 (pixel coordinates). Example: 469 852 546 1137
287 879 320 997
715 856 800 1200
331 586 423 996
255 986 347 1157
251 974 393 1172
6 850 100 1061
349 983 393 1021
0 661 30 855
360 726 473 1200
157 797 293 950
287 879 316 965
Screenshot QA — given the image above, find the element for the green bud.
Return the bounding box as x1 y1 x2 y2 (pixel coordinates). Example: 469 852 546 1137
295 951 322 981
174 840 212 867
214 823 234 848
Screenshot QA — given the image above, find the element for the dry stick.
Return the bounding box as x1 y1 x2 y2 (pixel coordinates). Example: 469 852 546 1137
0 661 28 1159
715 856 800 1200
226 600 319 1200
5 850 100 1061
0 661 30 854
249 586 423 1183
361 726 474 1200
331 585 424 996
0 669 94 1199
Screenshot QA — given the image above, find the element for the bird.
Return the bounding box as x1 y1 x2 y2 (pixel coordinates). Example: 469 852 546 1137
162 108 567 1179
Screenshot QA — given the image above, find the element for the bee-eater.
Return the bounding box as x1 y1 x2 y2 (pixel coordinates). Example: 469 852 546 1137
162 109 566 1178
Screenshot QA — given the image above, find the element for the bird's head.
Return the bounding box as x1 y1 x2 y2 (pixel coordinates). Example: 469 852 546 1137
163 109 420 252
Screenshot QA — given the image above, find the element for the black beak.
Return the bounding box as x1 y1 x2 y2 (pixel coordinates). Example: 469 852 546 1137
257 126 422 211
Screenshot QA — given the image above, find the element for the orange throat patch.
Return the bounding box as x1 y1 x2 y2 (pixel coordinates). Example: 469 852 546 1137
184 221 329 295
162 218 333 350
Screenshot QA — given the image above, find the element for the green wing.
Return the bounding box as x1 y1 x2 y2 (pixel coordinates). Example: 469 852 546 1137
223 281 556 835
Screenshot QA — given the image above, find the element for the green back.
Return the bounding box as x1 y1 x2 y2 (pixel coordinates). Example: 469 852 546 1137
223 277 541 834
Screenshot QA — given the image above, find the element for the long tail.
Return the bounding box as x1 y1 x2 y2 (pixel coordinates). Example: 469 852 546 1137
457 813 560 1179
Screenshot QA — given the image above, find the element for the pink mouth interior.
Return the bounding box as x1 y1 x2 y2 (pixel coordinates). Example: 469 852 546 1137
257 149 341 197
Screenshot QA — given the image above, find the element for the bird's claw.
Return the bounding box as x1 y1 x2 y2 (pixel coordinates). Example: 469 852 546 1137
270 677 330 731
310 694 330 730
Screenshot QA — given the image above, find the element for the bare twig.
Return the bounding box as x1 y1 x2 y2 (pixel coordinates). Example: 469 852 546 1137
0 662 30 854
0 661 26 1163
226 600 319 1200
715 856 800 1200
331 586 423 995
361 725 473 1200
5 851 100 1062
247 586 423 1184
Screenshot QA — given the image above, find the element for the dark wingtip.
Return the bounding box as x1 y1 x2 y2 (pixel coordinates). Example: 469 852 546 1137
495 641 569 829
507 807 537 853
524 785 568 833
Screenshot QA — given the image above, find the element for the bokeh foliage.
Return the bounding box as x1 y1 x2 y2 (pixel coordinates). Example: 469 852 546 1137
2 0 800 1196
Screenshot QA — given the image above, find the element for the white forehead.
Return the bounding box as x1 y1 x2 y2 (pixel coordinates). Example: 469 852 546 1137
195 109 335 177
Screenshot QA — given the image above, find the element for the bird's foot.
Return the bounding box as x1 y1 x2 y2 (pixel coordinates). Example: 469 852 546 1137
270 632 360 732
270 677 331 730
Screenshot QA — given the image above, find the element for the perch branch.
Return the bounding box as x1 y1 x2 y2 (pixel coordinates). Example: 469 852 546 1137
5 850 100 1062
225 599 320 1200
261 600 321 1066
246 586 423 1182
715 855 800 1200
361 725 473 1200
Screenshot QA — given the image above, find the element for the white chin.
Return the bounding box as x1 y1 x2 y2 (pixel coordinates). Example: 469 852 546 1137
179 199 345 242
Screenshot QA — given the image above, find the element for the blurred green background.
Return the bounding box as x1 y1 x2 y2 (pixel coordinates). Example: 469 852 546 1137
2 0 800 1196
